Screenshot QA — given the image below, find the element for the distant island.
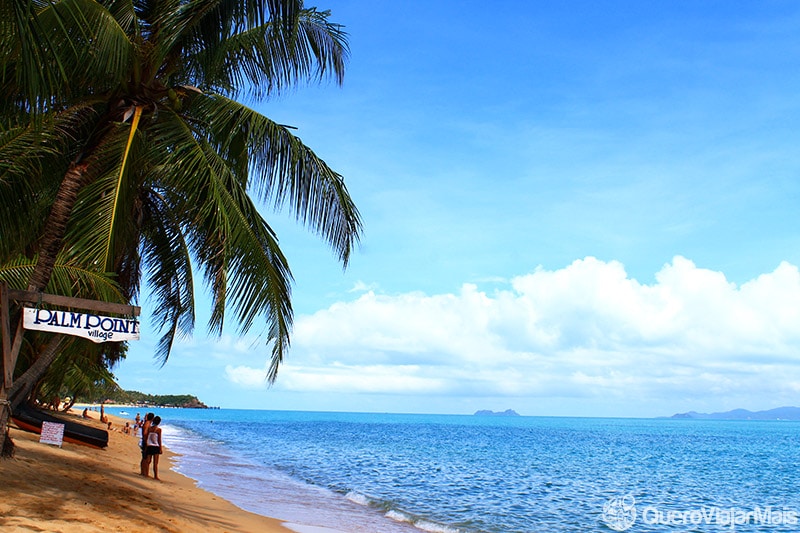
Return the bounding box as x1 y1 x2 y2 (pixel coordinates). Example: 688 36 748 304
474 409 520 417
669 406 800 420
80 389 211 409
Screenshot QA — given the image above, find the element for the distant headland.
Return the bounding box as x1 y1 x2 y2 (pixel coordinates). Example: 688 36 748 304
78 389 214 409
669 406 800 420
474 409 520 417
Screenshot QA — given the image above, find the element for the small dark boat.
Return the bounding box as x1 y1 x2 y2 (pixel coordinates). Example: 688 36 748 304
12 404 109 449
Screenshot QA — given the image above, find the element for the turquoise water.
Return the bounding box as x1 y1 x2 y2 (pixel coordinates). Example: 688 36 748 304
105 408 800 532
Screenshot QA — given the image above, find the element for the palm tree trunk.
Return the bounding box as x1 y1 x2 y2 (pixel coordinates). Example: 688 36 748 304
7 335 65 408
28 162 88 292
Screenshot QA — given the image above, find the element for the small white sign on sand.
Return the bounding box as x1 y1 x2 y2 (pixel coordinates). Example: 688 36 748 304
40 421 65 447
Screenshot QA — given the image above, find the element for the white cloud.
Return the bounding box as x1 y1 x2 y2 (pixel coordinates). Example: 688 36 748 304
171 333 254 355
278 363 448 394
349 280 379 293
225 364 271 388
252 256 800 409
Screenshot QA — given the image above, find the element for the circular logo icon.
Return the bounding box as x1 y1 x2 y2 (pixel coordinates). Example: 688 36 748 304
603 494 637 531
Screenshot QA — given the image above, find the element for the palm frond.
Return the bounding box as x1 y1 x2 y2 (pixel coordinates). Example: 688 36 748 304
192 93 361 265
139 187 196 365
34 0 134 98
1 0 67 116
140 105 294 374
217 7 347 99
2 0 134 117
62 109 148 272
0 254 127 303
37 341 123 404
158 2 345 100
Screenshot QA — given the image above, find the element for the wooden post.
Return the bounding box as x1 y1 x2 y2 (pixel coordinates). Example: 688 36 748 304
0 282 11 456
1 282 11 389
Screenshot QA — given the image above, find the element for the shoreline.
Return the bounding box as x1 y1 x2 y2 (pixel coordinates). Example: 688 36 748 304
1 409 294 532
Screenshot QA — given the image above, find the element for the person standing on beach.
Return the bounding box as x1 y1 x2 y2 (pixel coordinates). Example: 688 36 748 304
144 416 163 480
139 412 155 476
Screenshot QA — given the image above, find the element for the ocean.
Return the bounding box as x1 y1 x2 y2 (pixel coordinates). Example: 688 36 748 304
104 408 800 532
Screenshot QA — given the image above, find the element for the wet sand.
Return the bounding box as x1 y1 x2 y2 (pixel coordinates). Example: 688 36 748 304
0 410 292 532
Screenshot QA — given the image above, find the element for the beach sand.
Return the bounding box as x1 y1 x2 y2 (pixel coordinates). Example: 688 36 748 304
0 409 292 532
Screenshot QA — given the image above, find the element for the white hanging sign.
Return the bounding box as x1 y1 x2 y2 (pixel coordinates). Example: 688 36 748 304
23 308 140 343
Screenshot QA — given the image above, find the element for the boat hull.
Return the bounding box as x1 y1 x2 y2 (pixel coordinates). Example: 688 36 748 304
12 404 109 449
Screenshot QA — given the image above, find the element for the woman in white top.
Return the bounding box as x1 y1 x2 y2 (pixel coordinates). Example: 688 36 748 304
144 416 163 480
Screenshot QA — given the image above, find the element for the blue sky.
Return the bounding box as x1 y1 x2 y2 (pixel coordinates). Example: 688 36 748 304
115 1 800 417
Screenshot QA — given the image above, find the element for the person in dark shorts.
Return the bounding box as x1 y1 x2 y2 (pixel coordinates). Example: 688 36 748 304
139 412 155 476
144 416 163 480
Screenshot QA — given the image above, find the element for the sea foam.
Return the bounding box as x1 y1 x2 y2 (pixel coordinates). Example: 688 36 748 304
345 491 371 506
414 520 461 533
386 509 461 533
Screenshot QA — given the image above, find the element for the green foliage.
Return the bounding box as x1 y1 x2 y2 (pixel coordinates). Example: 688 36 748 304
34 339 124 406
79 389 208 408
0 0 362 387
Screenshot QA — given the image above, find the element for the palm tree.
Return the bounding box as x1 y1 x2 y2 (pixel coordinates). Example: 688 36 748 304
0 0 361 451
